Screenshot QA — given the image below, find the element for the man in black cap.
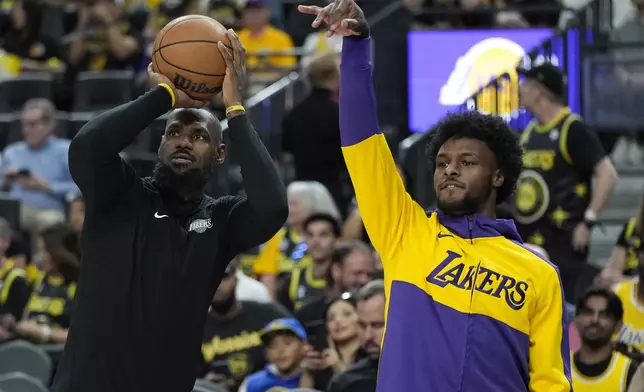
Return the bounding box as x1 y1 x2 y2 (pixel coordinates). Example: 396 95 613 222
514 63 617 301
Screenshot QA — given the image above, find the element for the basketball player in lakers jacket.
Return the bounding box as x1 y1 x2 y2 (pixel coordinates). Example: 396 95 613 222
298 1 571 390
52 30 288 392
572 287 638 392
515 64 617 301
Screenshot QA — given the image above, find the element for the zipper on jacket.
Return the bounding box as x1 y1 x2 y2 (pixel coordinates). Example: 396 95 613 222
467 215 474 244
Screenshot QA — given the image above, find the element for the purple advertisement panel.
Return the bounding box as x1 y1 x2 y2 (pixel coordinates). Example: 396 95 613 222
408 29 555 133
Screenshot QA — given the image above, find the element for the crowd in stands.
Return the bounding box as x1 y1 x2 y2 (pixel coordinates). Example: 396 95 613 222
3 0 644 391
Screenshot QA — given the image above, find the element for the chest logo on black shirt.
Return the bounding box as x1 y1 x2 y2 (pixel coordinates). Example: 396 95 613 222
189 218 213 233
514 169 550 224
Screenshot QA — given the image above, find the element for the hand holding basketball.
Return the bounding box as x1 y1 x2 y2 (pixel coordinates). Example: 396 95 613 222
147 64 209 108
217 29 246 110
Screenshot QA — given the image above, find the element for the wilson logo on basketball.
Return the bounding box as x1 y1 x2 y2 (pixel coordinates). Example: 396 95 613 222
173 73 220 95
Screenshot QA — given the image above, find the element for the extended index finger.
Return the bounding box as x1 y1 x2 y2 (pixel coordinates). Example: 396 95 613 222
297 4 322 15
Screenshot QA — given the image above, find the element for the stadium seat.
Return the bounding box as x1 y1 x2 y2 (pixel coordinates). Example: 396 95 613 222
0 341 52 384
0 372 48 392
192 379 229 392
73 70 134 112
5 112 69 145
0 73 54 112
67 112 95 139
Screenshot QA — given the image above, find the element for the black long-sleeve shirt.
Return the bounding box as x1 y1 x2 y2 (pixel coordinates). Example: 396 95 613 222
52 86 288 392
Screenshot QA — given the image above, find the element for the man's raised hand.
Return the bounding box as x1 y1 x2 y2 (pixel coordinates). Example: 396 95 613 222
297 0 369 38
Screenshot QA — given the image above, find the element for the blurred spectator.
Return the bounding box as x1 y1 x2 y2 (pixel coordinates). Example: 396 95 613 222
1 0 65 74
299 294 362 390
300 20 341 69
208 0 243 29
231 256 272 303
67 194 85 235
295 241 375 333
277 213 340 312
327 279 384 392
201 262 291 391
629 362 644 392
10 223 79 345
613 247 644 361
238 0 295 72
283 52 352 215
240 181 341 296
240 318 308 392
67 0 146 75
0 217 30 340
0 99 77 239
572 287 639 390
597 194 644 287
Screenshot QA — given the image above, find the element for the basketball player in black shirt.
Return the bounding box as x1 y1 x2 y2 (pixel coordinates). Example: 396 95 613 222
514 64 617 301
52 30 288 392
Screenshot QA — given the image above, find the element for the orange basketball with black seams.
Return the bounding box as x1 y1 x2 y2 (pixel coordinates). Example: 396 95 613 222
152 15 231 101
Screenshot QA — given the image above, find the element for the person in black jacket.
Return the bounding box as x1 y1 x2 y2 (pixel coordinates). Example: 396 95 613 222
52 29 288 392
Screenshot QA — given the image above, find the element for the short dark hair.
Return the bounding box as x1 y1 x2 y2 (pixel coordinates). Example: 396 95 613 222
303 213 341 237
357 279 385 302
426 112 523 204
575 287 624 321
331 241 373 267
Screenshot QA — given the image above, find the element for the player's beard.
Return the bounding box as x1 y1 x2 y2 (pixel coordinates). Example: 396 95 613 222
152 158 214 201
437 186 492 216
580 331 612 350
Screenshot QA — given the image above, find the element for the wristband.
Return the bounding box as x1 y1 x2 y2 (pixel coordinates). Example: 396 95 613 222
225 105 245 116
41 325 51 342
158 83 176 108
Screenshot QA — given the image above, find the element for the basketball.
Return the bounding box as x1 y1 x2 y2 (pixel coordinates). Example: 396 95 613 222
152 15 230 101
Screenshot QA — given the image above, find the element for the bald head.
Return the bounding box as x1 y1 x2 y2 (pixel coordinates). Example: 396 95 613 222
167 108 222 142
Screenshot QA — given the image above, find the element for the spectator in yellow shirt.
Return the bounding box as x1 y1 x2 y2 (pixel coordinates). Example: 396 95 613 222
237 0 296 71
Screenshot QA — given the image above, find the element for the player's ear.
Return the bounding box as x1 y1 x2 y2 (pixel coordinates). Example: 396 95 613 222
214 143 226 164
492 169 504 188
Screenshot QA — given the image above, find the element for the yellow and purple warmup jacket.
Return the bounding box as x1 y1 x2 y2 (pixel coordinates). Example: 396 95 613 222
339 37 572 392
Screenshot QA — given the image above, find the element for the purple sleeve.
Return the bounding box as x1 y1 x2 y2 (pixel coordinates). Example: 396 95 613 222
339 37 382 147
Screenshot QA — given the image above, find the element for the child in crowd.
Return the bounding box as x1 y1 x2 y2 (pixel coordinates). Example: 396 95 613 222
241 318 307 392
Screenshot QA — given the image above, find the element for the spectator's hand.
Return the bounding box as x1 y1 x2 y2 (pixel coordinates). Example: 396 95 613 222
572 222 590 252
17 173 49 192
3 168 19 183
91 3 114 24
322 339 346 372
76 5 91 29
217 29 246 110
204 372 236 390
146 64 209 109
298 0 369 38
301 345 327 373
14 320 45 340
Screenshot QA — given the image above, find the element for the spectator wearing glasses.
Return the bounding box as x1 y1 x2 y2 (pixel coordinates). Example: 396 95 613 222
1 99 77 238
327 279 385 392
201 263 291 391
